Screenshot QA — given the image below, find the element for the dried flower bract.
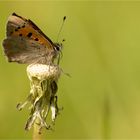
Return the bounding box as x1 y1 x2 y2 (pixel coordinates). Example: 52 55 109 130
17 64 61 133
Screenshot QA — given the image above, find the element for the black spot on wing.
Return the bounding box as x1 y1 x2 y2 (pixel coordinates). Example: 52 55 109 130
14 25 25 32
35 38 39 41
28 19 54 44
22 24 25 28
15 28 18 31
27 32 32 38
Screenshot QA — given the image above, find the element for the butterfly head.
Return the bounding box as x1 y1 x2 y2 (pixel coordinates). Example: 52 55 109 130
53 43 63 64
54 43 62 52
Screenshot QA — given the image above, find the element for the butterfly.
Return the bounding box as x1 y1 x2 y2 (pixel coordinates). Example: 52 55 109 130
2 13 64 64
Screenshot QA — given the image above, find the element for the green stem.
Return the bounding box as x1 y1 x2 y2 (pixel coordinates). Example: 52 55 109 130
33 119 42 140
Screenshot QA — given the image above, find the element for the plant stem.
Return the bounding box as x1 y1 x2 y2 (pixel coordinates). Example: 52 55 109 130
33 119 41 140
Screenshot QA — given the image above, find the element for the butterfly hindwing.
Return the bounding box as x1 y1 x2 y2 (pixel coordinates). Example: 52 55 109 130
3 36 52 64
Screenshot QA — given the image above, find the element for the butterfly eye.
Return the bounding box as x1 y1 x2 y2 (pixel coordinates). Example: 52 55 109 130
54 45 60 51
54 43 62 52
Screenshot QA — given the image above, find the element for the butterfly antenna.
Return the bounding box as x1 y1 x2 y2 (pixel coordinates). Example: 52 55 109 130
56 16 66 42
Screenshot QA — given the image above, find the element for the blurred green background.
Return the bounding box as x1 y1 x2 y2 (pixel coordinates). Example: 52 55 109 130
1 1 140 139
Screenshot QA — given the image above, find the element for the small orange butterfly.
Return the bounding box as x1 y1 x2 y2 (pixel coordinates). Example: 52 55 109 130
3 13 65 64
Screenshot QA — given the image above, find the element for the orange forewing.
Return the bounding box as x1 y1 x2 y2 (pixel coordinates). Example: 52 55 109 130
7 13 53 49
